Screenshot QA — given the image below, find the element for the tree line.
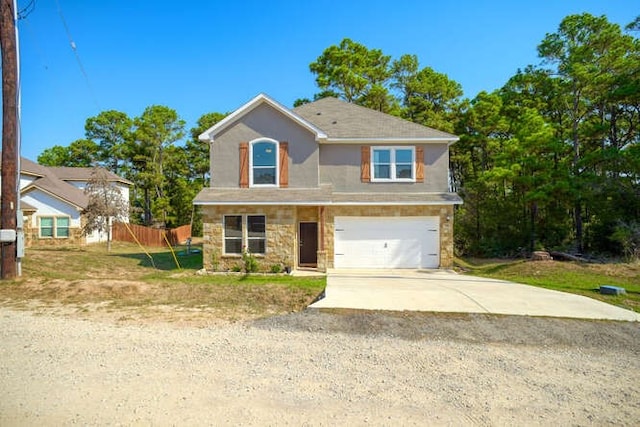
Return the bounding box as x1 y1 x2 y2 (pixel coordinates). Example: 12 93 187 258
39 107 225 234
39 13 640 259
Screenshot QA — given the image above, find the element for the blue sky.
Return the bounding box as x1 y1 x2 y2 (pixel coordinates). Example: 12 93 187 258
10 0 637 160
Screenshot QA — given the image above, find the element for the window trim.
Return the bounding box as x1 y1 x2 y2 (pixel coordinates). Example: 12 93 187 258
249 138 279 188
38 216 71 239
370 146 416 182
223 214 267 255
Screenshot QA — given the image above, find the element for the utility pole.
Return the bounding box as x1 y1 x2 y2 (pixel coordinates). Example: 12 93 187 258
1 0 18 279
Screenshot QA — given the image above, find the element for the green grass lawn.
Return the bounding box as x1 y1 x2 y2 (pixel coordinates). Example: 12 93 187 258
458 258 640 313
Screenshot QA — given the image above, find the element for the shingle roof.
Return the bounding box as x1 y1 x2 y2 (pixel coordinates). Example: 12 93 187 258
0 154 132 211
48 167 133 185
19 157 51 177
194 187 462 205
21 175 89 209
293 97 458 141
20 200 37 212
194 187 333 205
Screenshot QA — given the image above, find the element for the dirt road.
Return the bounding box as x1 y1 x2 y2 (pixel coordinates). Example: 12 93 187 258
1 307 639 425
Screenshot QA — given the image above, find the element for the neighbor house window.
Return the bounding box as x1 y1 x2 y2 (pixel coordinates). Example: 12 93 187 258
250 140 278 186
223 215 267 255
39 216 70 238
371 147 415 181
40 217 54 238
56 217 70 238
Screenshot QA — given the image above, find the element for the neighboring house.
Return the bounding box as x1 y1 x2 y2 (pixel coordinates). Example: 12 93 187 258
194 94 462 272
10 157 132 247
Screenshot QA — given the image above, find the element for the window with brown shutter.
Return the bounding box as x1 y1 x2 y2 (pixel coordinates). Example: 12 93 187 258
279 142 289 188
239 142 249 188
361 146 370 182
415 146 424 183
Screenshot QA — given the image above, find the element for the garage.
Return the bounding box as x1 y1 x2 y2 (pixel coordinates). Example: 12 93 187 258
334 216 440 269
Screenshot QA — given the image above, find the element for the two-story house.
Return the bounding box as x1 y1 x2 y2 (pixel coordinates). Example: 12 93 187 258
194 94 462 272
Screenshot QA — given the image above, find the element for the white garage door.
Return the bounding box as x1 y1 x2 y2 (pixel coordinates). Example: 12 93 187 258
334 216 440 269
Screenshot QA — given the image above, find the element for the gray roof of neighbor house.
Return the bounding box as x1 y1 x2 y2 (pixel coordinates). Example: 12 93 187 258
293 97 458 141
22 175 89 209
4 155 132 211
20 200 37 212
48 167 133 185
19 156 51 177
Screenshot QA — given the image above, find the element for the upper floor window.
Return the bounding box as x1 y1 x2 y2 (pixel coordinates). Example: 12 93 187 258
250 140 279 186
371 147 415 182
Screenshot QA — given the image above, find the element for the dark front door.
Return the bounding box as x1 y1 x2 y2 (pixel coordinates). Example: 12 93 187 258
299 222 318 266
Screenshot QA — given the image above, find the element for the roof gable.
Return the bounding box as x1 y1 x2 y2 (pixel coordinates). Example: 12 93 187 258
294 97 458 142
199 93 328 142
21 176 88 210
3 154 132 211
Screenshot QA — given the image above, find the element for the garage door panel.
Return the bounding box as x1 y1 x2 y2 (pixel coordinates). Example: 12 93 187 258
334 217 439 269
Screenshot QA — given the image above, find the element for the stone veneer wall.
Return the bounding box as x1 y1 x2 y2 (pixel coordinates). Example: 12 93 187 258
201 204 455 271
23 213 86 248
201 205 298 272
323 205 455 269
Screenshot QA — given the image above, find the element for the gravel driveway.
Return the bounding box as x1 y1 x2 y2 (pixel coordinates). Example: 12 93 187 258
1 307 639 425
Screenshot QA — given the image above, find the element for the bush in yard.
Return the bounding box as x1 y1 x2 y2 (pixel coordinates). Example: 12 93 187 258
611 221 640 261
270 264 282 274
242 248 259 273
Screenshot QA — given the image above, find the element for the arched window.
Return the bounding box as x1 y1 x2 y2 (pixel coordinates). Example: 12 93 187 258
250 139 279 186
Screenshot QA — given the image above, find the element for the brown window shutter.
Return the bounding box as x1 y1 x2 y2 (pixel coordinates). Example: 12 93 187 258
239 142 249 188
361 146 370 182
415 146 424 183
279 142 289 188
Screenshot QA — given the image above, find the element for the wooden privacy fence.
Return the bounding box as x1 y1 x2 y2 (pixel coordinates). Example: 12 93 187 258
112 222 191 247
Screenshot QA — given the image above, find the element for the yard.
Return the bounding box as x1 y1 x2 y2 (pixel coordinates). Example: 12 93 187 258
2 244 639 425
0 242 325 324
1 244 638 323
458 257 640 313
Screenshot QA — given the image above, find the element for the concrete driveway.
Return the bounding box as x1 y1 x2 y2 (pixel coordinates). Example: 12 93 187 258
309 270 640 322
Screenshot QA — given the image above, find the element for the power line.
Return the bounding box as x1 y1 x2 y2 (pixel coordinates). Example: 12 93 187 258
17 0 35 20
54 0 100 110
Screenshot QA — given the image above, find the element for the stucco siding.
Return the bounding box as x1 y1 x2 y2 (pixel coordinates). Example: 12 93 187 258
211 103 319 188
320 143 450 192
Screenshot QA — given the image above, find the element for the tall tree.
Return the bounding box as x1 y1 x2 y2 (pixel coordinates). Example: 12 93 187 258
84 110 133 176
392 55 463 133
183 112 227 236
309 38 394 111
38 145 72 166
37 139 99 167
537 13 639 252
186 112 226 185
129 105 185 226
